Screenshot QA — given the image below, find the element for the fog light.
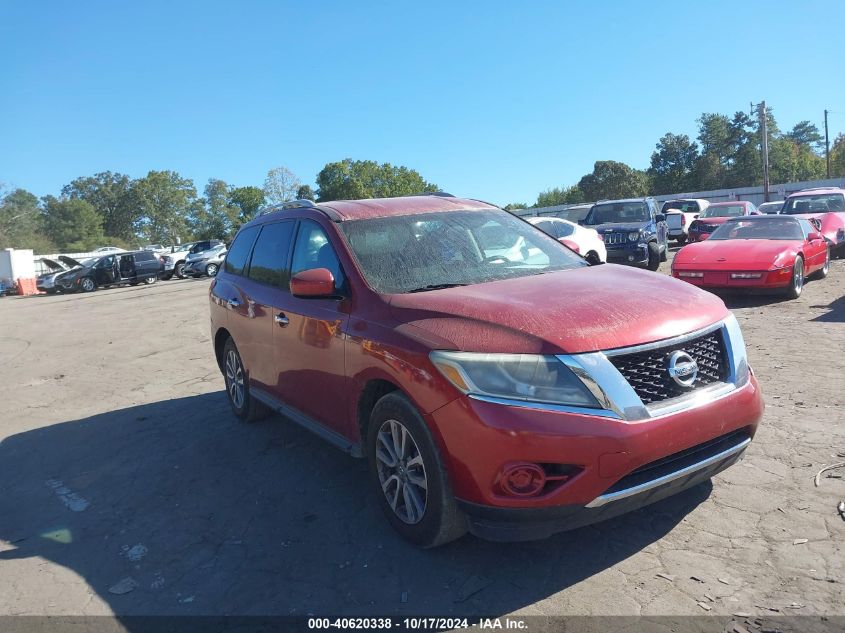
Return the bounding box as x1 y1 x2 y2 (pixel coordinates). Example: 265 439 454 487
628 255 635 261
678 271 704 278
498 463 546 497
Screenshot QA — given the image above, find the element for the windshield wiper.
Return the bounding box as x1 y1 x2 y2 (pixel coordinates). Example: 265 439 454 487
406 283 468 293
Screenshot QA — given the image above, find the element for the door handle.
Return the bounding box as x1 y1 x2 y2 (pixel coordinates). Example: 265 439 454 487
227 298 241 308
274 313 290 326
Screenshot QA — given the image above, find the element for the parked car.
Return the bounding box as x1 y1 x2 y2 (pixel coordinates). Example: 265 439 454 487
142 244 166 252
526 216 606 263
209 195 762 546
687 201 759 242
581 197 668 270
660 199 710 244
779 188 845 257
56 251 160 293
183 243 227 277
36 257 72 294
757 201 784 215
672 215 828 299
94 246 126 254
158 241 199 280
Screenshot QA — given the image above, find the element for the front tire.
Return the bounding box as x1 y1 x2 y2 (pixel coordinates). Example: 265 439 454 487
647 241 661 271
676 235 687 245
175 262 187 278
222 338 269 423
811 247 830 279
367 393 467 548
79 277 96 293
786 256 804 299
206 263 219 277
143 276 157 285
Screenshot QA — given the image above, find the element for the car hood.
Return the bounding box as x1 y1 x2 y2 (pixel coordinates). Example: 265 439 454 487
58 255 85 268
40 258 67 272
388 265 729 355
674 240 799 269
586 222 649 233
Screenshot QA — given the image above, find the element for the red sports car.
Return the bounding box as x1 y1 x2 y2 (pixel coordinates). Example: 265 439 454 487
672 215 830 299
687 201 759 242
779 187 845 257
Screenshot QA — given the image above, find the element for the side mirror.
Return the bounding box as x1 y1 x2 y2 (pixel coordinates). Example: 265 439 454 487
656 214 666 223
807 231 823 242
693 214 700 219
290 268 336 298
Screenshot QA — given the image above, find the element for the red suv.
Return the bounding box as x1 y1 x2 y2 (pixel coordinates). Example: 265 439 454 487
209 194 763 546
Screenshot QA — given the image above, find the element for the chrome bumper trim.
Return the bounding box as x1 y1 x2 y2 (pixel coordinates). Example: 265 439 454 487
585 437 751 508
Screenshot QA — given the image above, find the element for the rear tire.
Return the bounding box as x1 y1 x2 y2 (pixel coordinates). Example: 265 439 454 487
785 256 804 299
161 273 173 281
175 262 187 278
206 263 219 277
585 251 601 265
143 276 157 285
222 337 269 423
647 242 661 271
367 392 468 548
676 235 687 245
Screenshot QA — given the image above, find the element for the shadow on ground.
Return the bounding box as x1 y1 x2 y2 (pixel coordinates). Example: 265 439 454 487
810 294 845 323
0 393 711 617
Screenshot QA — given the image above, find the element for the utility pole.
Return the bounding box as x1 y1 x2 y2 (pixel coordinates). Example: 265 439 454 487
758 101 770 202
824 109 830 178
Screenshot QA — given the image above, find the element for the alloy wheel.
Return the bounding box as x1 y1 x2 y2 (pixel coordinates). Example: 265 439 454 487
207 263 218 276
793 261 804 294
225 349 245 409
375 419 428 524
81 278 95 292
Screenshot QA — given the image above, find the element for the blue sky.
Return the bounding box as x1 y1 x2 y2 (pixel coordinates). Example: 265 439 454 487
1 0 843 206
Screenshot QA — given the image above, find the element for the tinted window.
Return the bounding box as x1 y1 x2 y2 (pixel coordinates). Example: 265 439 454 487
248 221 295 287
661 200 700 213
585 202 649 224
783 193 845 214
291 221 345 289
224 226 260 275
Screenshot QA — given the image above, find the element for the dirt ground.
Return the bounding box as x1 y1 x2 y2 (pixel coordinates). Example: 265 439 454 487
1 248 843 622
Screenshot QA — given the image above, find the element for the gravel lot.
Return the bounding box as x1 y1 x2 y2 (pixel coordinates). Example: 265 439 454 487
1 249 843 622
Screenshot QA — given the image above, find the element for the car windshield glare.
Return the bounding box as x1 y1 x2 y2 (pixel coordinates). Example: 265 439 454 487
662 201 699 213
701 205 745 218
585 202 648 224
709 219 803 241
338 210 587 294
782 194 845 214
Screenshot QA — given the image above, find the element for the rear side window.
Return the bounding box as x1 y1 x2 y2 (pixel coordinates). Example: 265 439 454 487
136 252 155 262
224 226 260 275
291 220 345 289
248 221 295 287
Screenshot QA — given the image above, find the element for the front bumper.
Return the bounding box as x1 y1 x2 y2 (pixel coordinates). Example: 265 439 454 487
604 242 649 266
673 268 791 290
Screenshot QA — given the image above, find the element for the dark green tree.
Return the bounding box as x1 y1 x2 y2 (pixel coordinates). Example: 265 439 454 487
577 161 648 201
535 185 584 207
0 188 55 252
131 170 197 244
830 134 845 177
296 185 316 201
189 179 240 240
316 159 437 201
647 133 700 195
61 172 137 241
503 202 528 211
41 196 105 251
229 186 266 223
786 121 824 153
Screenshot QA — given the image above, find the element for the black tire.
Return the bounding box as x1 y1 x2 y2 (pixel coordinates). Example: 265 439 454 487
175 262 186 278
206 263 219 277
44 288 57 295
585 251 602 265
79 277 97 293
222 337 269 423
367 392 468 548
676 235 687 245
660 243 668 262
785 256 804 299
811 247 830 280
647 242 661 271
161 273 173 281
143 276 157 285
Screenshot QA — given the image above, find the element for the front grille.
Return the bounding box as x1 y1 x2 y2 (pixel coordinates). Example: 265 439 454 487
608 329 728 405
604 429 750 495
603 232 626 245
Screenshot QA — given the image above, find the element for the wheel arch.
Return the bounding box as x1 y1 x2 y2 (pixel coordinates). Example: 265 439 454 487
356 378 402 448
214 327 232 373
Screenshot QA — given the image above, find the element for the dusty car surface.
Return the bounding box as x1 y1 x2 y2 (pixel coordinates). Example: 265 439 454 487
209 195 763 547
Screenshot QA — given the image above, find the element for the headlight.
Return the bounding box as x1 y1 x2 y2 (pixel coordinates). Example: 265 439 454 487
627 231 640 241
430 351 600 408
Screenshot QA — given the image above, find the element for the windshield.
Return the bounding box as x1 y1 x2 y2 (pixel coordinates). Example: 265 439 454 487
782 193 845 214
584 202 648 225
701 204 745 218
338 210 587 294
661 200 700 213
709 219 803 241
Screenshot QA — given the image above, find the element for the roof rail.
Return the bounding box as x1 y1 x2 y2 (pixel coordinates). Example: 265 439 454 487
403 191 455 198
258 199 317 216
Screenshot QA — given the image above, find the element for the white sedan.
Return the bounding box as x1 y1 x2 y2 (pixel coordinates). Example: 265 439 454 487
525 216 607 264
